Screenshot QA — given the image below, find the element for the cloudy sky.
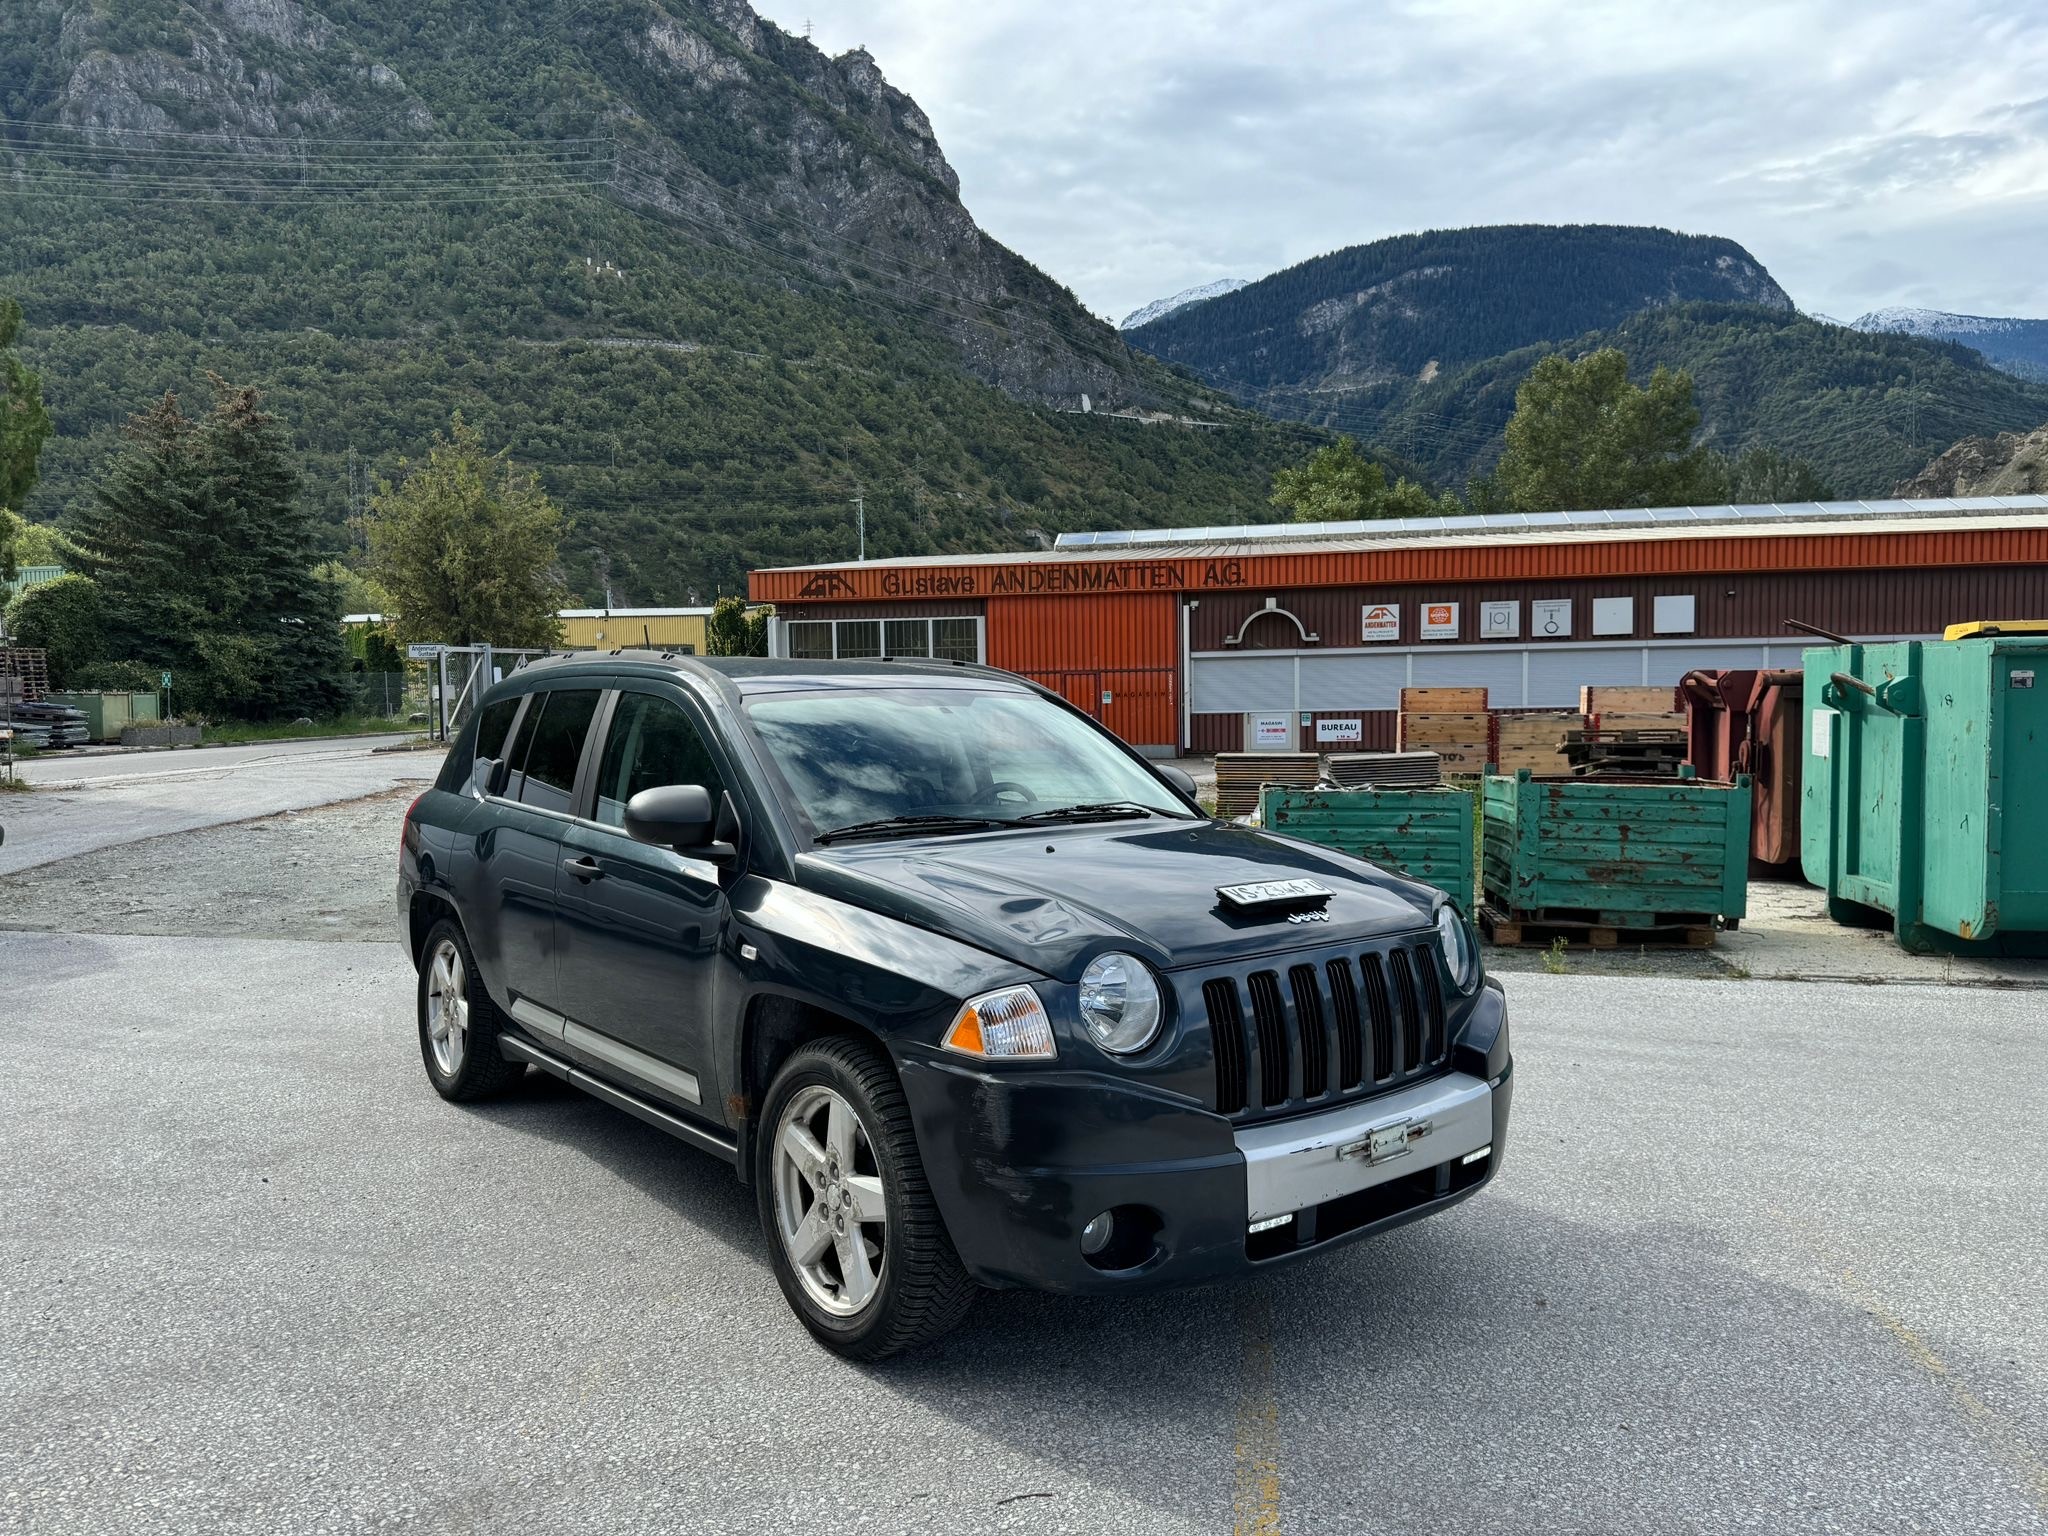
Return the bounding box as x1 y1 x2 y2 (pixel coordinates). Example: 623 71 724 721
753 0 2048 326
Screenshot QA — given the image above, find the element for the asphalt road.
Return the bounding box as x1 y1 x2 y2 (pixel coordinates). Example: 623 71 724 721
3 935 2043 1535
0 735 437 875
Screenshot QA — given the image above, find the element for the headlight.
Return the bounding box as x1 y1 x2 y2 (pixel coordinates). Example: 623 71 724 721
941 985 1056 1060
1436 904 1479 993
1078 952 1164 1055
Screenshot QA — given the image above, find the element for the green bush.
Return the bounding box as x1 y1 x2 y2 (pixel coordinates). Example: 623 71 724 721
5 572 104 685
67 658 162 692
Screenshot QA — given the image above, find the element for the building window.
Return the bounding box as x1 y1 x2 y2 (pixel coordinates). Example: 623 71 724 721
884 619 930 658
779 616 983 662
933 617 979 663
788 621 834 660
836 620 883 659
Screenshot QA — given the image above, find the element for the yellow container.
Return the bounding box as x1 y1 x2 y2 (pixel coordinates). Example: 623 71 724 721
1943 620 2048 640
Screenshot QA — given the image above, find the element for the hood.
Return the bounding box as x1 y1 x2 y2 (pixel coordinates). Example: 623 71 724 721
795 819 1438 981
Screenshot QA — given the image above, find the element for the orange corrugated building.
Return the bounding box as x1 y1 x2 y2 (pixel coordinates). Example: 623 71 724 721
748 497 2048 754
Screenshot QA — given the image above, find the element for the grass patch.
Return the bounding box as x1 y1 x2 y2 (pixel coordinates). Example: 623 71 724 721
1541 937 1569 974
200 714 416 745
0 775 31 793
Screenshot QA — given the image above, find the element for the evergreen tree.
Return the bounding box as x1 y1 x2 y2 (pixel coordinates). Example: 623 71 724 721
1495 348 1721 512
79 385 344 718
366 416 567 649
705 595 771 656
194 377 346 716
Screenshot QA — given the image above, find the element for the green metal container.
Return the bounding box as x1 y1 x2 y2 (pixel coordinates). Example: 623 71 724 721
45 691 161 743
1801 637 2048 953
1481 769 1752 928
1261 784 1477 914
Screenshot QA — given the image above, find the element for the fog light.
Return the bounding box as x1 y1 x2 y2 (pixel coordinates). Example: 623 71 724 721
1247 1213 1292 1235
1462 1144 1493 1165
1079 1211 1115 1255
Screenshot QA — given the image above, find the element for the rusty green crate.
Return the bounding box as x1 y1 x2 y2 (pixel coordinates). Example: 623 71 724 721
1481 768 1751 928
1260 784 1476 913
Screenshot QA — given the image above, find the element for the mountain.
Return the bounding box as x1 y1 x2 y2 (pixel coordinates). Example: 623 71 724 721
1895 421 2048 497
1122 224 2048 496
1364 304 2048 495
1124 225 1793 395
1853 308 2048 382
1120 279 1249 331
0 0 1311 601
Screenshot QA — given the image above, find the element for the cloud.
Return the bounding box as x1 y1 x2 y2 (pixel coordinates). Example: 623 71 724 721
752 0 2048 322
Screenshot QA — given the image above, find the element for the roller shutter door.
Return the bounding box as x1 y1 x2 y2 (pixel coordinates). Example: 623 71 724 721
1189 655 1296 714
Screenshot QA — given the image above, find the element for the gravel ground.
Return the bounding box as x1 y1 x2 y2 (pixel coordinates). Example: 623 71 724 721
2 936 2044 1535
0 788 412 941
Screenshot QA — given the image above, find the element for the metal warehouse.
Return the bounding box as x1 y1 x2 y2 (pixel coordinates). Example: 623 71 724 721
748 496 2048 756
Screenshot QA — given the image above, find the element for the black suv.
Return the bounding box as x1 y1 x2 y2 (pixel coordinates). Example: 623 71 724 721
399 653 1512 1358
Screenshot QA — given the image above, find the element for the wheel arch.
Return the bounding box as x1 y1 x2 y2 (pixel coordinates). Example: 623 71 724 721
408 888 462 965
733 992 892 1186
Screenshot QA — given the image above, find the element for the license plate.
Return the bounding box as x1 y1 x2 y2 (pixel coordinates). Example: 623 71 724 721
1216 877 1332 912
1338 1117 1431 1166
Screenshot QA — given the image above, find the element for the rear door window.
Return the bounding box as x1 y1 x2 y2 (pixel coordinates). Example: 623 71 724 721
515 690 601 814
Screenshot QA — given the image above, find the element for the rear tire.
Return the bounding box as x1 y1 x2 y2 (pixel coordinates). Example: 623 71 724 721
756 1037 977 1359
416 919 523 1102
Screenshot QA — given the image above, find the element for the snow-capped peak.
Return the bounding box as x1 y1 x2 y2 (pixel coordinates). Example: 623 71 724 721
1854 306 2028 338
1121 278 1249 330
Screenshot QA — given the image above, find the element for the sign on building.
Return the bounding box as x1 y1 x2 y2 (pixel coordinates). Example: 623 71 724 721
1592 597 1635 636
1531 599 1572 639
1249 713 1294 749
1361 603 1400 643
1481 601 1519 639
407 643 445 660
1420 602 1461 639
1315 717 1363 744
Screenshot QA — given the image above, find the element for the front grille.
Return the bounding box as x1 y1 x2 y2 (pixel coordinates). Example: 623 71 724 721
1205 937 1452 1121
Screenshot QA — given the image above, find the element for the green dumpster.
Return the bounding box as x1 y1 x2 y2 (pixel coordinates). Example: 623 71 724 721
45 690 161 743
1261 784 1477 914
1481 768 1751 941
1801 636 2048 954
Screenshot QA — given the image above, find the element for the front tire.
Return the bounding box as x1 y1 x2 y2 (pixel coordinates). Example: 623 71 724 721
756 1038 977 1359
416 919 522 1102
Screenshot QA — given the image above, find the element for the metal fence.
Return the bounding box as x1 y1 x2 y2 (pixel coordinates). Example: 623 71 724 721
339 671 423 721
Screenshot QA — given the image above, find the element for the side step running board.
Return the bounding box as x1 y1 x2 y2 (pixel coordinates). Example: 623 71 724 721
500 1033 739 1166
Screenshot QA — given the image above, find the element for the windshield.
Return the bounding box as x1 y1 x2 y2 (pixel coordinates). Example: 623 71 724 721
742 685 1195 838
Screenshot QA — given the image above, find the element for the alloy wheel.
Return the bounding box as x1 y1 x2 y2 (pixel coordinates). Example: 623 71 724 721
771 1083 889 1316
424 938 469 1077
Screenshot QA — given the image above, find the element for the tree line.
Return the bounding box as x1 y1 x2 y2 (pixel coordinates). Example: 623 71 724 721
2 299 595 719
1268 347 1832 522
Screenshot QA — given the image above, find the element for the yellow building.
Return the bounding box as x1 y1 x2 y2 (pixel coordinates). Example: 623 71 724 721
557 606 713 653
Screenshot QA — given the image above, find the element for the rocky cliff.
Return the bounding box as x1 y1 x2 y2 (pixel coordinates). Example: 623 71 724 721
1895 422 2048 497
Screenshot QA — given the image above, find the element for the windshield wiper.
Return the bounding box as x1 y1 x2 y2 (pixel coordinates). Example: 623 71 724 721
1011 801 1164 825
814 813 1019 845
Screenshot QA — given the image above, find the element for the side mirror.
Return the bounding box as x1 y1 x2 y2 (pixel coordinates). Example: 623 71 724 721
624 784 738 866
1157 763 1199 801
469 756 504 799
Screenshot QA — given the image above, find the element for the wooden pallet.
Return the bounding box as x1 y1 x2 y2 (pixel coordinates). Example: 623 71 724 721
1579 685 1678 714
1397 710 1488 769
1479 903 1717 949
1400 686 1487 712
1491 711 1585 774
1214 752 1320 817
0 648 51 703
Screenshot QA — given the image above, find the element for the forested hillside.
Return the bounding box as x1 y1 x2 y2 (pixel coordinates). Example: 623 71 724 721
1358 304 2048 493
0 0 1313 599
1125 225 1793 393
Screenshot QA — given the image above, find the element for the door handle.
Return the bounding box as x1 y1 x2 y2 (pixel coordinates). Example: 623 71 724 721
562 855 605 881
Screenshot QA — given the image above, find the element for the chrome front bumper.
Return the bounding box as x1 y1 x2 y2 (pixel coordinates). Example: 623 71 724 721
1235 1071 1496 1222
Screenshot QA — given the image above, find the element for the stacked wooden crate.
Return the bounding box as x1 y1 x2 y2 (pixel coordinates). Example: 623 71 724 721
1213 752 1320 817
1326 750 1440 787
1395 686 1490 775
1491 712 1586 775
1573 684 1687 776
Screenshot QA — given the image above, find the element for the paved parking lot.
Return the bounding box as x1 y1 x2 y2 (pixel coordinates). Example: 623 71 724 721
4 931 2044 1534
